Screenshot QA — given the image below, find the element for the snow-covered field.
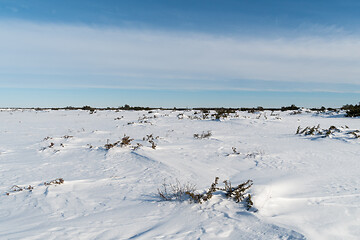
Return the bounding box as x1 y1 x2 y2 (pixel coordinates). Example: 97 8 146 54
0 109 359 240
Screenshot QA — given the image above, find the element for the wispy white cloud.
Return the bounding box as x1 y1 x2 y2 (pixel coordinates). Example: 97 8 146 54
1 20 360 92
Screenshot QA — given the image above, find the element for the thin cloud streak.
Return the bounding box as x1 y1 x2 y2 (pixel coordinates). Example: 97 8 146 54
2 77 359 94
1 20 360 92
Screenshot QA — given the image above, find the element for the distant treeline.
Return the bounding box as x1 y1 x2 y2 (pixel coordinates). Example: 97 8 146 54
3 103 358 116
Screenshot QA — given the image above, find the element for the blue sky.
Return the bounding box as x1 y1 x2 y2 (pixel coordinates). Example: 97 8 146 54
0 0 359 108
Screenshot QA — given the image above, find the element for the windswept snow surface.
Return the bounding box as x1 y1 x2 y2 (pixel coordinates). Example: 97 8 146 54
0 109 359 239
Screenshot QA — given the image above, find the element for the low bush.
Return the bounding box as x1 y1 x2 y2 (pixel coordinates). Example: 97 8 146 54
342 103 360 117
104 135 134 150
143 134 159 149
231 147 241 155
296 125 359 138
44 178 64 186
131 143 143 151
245 150 265 159
348 130 360 138
6 178 64 195
213 108 236 119
296 124 323 136
158 177 254 210
289 110 302 115
120 135 133 147
81 105 95 113
194 131 212 139
6 185 34 195
281 104 299 111
104 140 120 150
40 142 55 151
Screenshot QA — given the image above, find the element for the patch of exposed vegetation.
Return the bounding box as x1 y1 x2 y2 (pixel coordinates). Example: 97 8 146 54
143 134 159 149
281 104 299 111
296 125 359 138
342 103 360 117
194 131 212 139
130 143 143 151
6 178 65 195
212 108 237 120
6 185 34 195
44 178 64 186
289 110 302 115
41 142 55 151
158 177 254 210
120 135 134 147
245 150 265 159
138 114 154 125
230 147 241 155
103 134 160 151
104 135 134 150
227 147 264 159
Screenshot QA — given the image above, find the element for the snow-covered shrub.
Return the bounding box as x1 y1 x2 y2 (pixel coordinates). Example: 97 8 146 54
194 131 212 139
281 104 299 111
44 178 64 186
245 150 265 159
211 108 237 120
104 140 120 150
143 134 159 149
158 177 254 211
6 178 64 196
177 113 184 119
296 125 360 138
227 147 264 158
186 177 254 210
6 185 34 195
104 135 134 150
222 179 253 204
296 124 323 136
289 110 302 115
348 130 360 138
342 103 360 117
130 143 143 151
230 147 241 155
120 135 133 147
40 142 55 151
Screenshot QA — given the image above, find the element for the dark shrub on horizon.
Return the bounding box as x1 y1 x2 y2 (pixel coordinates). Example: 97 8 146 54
281 104 299 111
342 103 360 117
